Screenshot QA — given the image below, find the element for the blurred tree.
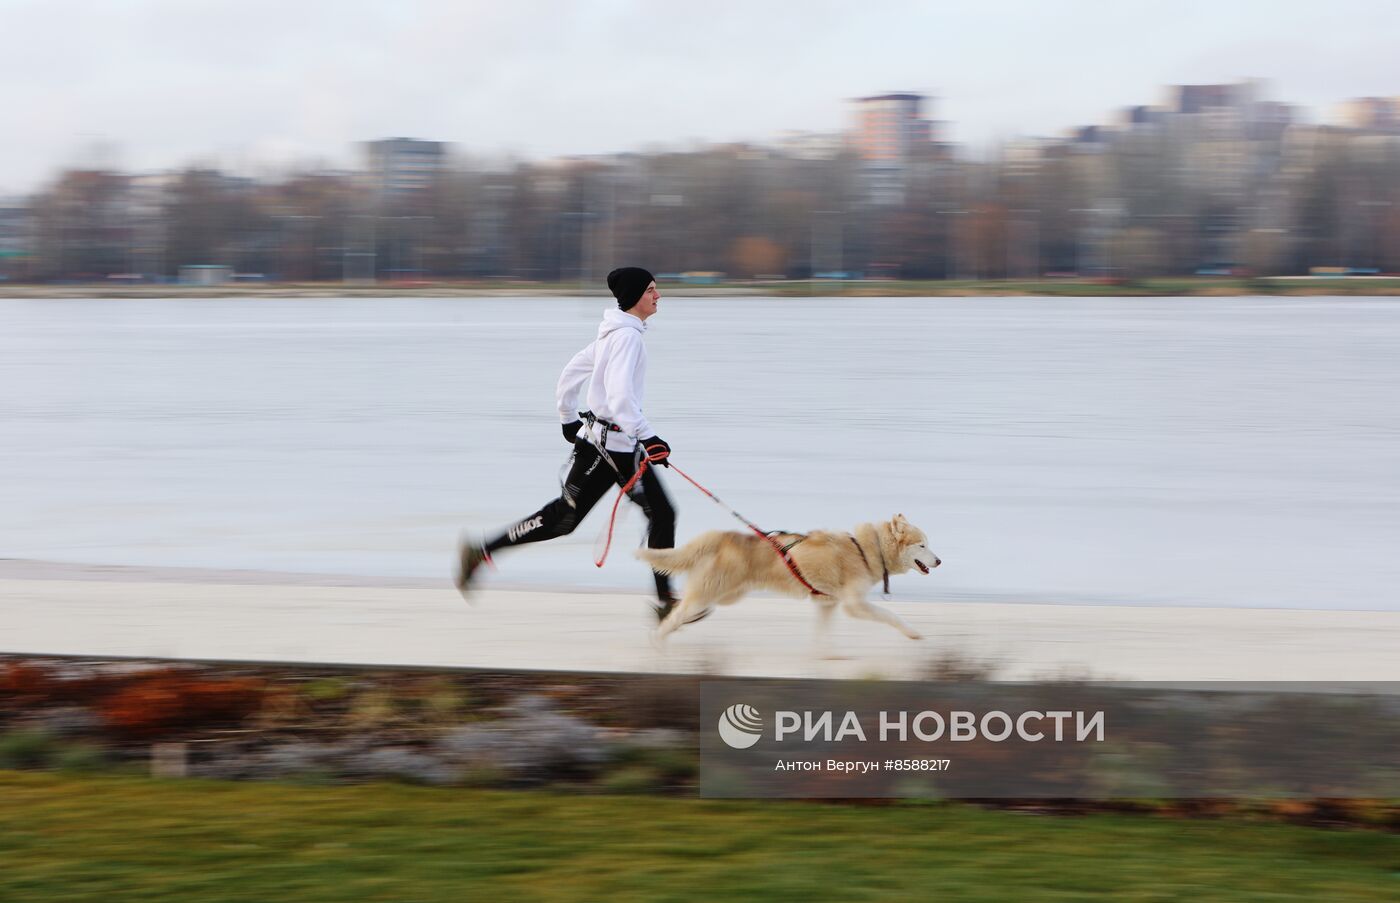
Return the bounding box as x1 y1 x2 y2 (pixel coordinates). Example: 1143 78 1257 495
729 235 786 277
29 170 129 280
967 202 1008 279
1109 227 1168 279
163 169 262 275
1240 229 1291 276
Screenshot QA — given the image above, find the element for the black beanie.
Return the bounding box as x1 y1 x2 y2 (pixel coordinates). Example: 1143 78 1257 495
607 267 655 311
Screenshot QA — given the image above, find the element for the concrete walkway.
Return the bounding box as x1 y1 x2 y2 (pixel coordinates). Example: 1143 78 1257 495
1 561 1395 682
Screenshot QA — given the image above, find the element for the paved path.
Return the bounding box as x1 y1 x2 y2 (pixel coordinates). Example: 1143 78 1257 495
2 561 1395 682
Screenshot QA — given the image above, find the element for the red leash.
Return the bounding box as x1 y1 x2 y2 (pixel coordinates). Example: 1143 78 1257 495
594 445 826 596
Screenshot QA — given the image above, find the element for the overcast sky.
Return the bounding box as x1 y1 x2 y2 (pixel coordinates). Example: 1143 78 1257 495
3 0 1399 195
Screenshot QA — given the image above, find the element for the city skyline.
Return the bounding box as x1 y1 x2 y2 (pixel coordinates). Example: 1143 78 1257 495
5 0 1400 195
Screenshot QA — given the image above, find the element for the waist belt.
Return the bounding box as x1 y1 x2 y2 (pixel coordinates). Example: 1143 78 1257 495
579 411 623 433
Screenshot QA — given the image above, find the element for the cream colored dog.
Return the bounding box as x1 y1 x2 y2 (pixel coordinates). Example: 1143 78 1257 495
637 513 940 643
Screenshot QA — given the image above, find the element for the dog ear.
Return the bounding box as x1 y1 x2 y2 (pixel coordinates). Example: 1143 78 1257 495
890 515 907 538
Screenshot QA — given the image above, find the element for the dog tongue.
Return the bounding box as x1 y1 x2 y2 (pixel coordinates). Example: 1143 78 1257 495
916 561 930 574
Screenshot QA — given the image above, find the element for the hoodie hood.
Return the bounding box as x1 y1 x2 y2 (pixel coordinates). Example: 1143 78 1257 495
597 306 646 340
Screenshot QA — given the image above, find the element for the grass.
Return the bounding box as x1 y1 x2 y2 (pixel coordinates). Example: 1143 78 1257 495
1 772 1396 901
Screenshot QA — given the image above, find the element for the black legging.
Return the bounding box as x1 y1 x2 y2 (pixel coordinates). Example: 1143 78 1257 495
484 439 677 599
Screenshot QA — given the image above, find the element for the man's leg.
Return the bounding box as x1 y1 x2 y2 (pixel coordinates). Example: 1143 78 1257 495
607 449 677 601
456 441 614 595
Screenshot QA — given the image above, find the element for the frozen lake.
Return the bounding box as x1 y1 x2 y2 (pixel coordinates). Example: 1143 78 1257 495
2 294 1397 611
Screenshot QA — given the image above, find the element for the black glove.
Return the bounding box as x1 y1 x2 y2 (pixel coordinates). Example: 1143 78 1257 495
562 420 582 444
643 435 671 466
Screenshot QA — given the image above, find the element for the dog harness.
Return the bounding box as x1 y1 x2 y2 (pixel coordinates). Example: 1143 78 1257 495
763 532 889 597
763 532 826 597
848 534 891 595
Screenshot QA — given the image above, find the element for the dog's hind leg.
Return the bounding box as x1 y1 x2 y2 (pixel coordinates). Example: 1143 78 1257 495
839 594 923 640
653 592 715 644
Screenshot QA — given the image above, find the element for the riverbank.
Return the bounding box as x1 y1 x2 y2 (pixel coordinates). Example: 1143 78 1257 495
2 560 1396 681
3 276 1400 299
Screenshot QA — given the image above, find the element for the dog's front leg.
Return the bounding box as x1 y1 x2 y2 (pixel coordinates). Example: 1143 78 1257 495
813 598 845 660
840 594 923 641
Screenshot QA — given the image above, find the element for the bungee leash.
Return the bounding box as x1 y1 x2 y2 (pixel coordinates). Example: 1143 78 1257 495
594 444 827 596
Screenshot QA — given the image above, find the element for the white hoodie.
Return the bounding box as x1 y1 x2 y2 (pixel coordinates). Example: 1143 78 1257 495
556 307 653 453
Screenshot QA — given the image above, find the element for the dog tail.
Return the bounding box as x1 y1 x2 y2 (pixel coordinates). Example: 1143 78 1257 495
635 535 719 575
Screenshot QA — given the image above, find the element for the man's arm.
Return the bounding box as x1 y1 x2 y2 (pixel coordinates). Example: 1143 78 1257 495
556 342 595 424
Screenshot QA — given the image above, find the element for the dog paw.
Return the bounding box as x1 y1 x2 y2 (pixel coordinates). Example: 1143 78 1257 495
906 632 925 641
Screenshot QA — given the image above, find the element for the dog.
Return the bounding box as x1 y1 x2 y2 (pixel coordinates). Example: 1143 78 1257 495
636 513 939 645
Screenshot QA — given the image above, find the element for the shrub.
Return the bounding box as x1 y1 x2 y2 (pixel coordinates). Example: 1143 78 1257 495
53 743 107 773
0 729 58 768
0 663 57 706
97 670 265 738
609 744 697 783
302 677 352 702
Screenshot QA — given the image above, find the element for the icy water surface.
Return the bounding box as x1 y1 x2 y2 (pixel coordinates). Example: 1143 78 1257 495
2 295 1397 610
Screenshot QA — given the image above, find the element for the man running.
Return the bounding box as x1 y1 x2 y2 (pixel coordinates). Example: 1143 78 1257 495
456 267 703 623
